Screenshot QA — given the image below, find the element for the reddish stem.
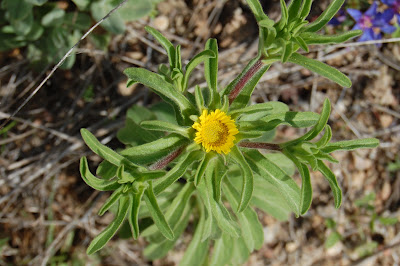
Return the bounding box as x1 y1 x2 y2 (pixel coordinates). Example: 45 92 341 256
228 60 264 104
149 147 184 170
238 141 281 151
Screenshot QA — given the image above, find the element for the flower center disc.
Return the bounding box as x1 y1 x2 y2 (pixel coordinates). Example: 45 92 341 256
192 109 239 154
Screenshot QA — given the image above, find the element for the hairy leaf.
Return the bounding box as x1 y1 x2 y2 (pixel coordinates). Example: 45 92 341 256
80 157 120 191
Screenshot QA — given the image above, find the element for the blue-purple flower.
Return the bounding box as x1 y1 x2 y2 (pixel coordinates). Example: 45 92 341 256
347 2 396 42
381 0 400 24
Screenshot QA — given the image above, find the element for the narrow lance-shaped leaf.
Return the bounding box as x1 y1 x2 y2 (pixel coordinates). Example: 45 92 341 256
212 157 228 202
230 146 254 212
140 120 189 138
321 138 380 153
128 186 145 239
121 134 188 165
144 201 192 260
87 196 130 254
183 49 215 91
179 202 210 266
80 157 120 191
288 0 303 21
245 0 267 21
144 181 174 240
317 160 342 208
123 68 196 125
229 102 273 117
145 26 175 67
300 0 313 20
142 183 195 242
244 150 301 216
194 152 215 186
304 0 345 32
315 125 332 148
154 150 204 195
301 30 363 45
224 180 264 252
288 53 351 88
81 129 139 169
98 186 124 216
204 38 220 108
195 85 205 114
283 152 313 215
199 179 241 237
276 0 289 31
210 233 233 266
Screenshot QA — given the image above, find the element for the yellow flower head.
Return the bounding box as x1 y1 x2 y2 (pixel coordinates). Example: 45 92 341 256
192 109 239 154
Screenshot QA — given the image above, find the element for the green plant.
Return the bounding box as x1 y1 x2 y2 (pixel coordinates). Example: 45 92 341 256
0 0 161 69
80 0 380 264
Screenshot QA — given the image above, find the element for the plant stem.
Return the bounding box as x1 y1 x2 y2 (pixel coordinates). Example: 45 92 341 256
238 141 282 151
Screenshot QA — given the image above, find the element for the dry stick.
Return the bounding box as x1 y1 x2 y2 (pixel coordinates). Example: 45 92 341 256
0 0 128 130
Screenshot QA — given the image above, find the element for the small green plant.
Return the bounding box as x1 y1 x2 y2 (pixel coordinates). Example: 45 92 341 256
80 0 379 264
0 0 161 69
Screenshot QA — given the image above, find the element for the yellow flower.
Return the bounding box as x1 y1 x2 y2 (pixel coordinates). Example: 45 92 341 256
192 109 239 154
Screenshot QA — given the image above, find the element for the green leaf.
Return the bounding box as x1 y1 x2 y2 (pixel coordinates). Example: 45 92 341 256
90 0 125 34
239 111 320 132
259 18 275 28
128 186 145 239
64 12 92 31
321 138 380 153
87 196 130 254
140 120 189 138
145 26 175 67
194 152 214 186
224 180 264 252
144 181 174 240
245 0 267 21
41 9 65 27
80 157 120 191
120 133 188 165
230 146 254 213
283 152 312 215
153 150 204 195
204 38 220 108
142 183 195 242
281 41 294 63
223 57 271 110
210 233 233 266
26 0 47 5
229 102 273 117
276 0 289 30
179 203 210 266
304 0 345 32
123 68 196 125
81 128 139 169
232 236 250 264
304 98 331 141
211 157 227 202
197 184 215 242
144 201 192 260
244 150 301 216
250 175 292 220
183 49 215 91
198 179 241 238
378 216 399 226
325 231 342 248
317 160 342 208
294 36 309 52
300 0 313 20
315 125 332 148
288 53 351 87
71 0 90 10
117 118 160 146
175 44 182 70
301 30 362 45
96 160 117 180
288 0 302 21
98 186 124 216
118 0 153 21
239 101 289 121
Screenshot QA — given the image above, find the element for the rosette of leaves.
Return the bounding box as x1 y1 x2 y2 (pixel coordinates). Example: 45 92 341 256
80 0 379 264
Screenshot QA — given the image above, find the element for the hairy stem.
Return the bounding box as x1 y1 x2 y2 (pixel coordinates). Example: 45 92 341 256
238 141 282 151
149 147 184 170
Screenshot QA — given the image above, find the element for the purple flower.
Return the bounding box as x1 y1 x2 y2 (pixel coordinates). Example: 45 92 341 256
329 9 346 25
347 2 396 42
381 0 400 24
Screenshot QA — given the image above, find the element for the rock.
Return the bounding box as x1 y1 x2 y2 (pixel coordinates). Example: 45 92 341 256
154 15 169 31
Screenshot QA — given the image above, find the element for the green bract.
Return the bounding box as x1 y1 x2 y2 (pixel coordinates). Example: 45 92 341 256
80 0 379 263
